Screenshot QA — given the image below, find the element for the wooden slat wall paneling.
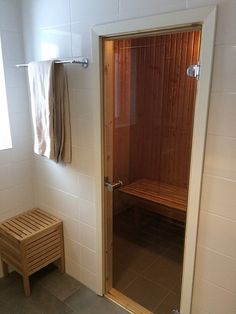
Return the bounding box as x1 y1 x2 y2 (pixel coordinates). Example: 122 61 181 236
104 29 201 217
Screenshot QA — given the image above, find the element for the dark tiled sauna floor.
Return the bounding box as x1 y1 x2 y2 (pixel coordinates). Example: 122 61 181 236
0 265 128 314
113 208 185 313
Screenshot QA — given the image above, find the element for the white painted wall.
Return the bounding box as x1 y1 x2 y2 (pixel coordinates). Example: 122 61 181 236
12 0 236 313
0 0 33 239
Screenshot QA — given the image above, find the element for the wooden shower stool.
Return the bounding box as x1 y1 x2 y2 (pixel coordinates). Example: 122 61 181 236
0 208 65 296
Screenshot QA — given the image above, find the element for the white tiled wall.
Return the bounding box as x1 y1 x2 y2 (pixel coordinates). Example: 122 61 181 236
0 0 33 255
18 0 236 312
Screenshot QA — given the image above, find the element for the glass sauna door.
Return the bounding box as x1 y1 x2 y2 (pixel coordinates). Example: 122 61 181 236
103 29 201 313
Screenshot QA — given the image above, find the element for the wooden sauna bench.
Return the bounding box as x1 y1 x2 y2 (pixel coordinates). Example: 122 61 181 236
119 179 188 221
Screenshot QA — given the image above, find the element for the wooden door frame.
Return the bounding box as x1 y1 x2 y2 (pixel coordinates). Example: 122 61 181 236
92 6 217 314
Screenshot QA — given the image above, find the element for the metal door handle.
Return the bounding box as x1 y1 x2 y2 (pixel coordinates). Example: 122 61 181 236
104 179 123 192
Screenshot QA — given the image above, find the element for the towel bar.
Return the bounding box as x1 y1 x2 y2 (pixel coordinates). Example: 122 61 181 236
16 57 89 68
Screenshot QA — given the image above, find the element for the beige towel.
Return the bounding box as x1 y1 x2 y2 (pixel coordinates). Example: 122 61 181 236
28 61 71 163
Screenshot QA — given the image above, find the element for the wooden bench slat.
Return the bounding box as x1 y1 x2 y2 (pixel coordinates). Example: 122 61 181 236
3 222 26 238
35 209 59 223
23 213 47 228
16 216 39 232
27 242 61 263
13 218 36 234
19 215 42 231
26 237 61 259
28 248 62 269
32 211 55 225
26 230 59 251
119 179 188 212
28 254 62 276
27 212 50 227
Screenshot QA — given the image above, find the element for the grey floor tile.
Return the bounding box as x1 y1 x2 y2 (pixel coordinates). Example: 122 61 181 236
153 292 180 314
113 262 138 292
65 285 129 314
64 285 99 313
0 299 16 314
30 284 74 314
0 274 73 314
123 276 169 311
142 254 182 291
37 268 82 301
0 271 21 293
88 297 129 314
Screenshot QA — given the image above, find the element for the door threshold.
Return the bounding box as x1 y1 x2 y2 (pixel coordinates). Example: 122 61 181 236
105 288 153 314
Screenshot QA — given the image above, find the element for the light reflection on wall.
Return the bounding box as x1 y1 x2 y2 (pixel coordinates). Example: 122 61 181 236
41 42 59 60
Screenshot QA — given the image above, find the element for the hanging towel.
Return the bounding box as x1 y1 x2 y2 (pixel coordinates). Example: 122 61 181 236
28 61 71 163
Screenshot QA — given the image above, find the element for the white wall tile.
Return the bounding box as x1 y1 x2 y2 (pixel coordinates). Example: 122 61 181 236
28 0 70 29
79 266 97 291
0 0 22 32
11 137 33 162
35 159 78 195
72 146 94 176
192 279 236 314
204 135 236 180
187 0 236 45
4 61 27 89
63 215 80 242
211 45 236 93
201 175 236 220
71 22 93 59
14 160 33 185
78 173 95 203
195 247 236 293
1 31 24 62
78 222 96 250
7 87 30 115
207 93 236 137
70 0 118 23
0 182 33 219
80 246 96 273
78 199 96 228
67 65 95 90
198 211 236 259
64 237 81 264
10 112 32 143
119 0 186 20
35 25 72 61
0 148 13 165
71 118 94 148
0 185 18 212
69 89 94 120
0 164 15 190
65 257 83 282
35 183 78 218
16 182 34 210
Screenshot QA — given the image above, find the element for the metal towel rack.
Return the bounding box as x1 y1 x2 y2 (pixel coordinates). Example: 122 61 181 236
16 57 89 68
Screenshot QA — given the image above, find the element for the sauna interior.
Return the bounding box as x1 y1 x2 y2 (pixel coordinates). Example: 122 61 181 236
104 28 201 312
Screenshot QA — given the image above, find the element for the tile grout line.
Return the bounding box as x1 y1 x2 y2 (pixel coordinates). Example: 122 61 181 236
152 290 173 313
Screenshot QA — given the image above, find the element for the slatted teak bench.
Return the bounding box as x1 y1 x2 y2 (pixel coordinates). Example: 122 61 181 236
0 208 65 296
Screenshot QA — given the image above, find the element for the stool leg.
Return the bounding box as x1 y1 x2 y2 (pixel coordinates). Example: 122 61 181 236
59 255 65 273
23 275 30 297
1 260 8 277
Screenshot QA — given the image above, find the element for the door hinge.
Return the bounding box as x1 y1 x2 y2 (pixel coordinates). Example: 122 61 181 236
187 63 200 80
